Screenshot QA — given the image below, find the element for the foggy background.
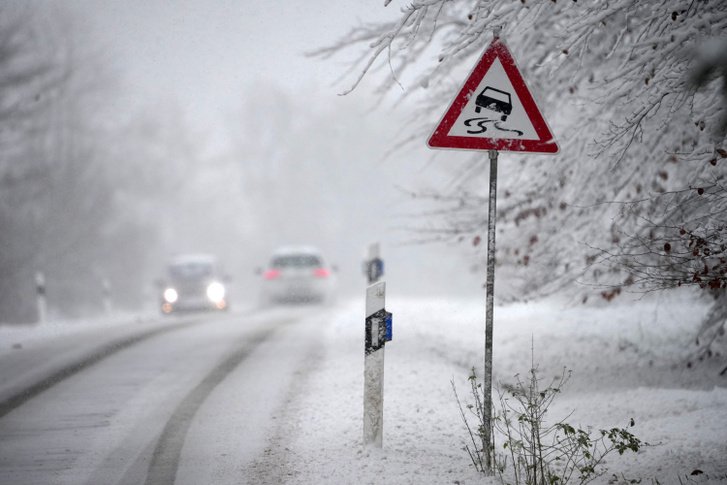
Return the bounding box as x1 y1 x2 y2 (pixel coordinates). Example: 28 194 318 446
0 1 483 322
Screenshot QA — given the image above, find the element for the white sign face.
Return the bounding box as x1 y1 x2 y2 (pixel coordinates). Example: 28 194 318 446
447 57 539 141
427 38 559 154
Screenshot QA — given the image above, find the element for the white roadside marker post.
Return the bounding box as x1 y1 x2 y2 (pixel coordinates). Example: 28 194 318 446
35 271 46 324
363 242 384 285
102 277 112 316
364 281 392 447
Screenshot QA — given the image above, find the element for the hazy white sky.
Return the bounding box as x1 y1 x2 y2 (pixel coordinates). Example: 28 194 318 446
33 1 482 297
64 1 396 145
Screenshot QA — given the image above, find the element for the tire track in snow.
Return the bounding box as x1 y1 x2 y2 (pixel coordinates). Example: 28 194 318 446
0 321 199 420
0 310 260 421
141 320 291 485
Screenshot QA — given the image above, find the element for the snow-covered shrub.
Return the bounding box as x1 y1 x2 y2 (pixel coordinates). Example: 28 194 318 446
454 366 643 484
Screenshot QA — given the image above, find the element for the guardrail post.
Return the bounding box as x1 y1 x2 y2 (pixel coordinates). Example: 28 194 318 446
364 281 392 447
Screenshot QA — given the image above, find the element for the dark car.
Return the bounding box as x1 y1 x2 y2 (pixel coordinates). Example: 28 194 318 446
160 254 230 314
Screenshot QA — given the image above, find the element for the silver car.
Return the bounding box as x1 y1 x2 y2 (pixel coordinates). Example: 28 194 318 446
260 246 335 305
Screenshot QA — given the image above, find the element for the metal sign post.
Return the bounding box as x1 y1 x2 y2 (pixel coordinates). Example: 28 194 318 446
364 281 392 447
483 149 498 470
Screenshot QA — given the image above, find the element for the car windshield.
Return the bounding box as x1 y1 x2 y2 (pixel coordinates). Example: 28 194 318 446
271 255 322 268
482 87 510 103
169 262 214 280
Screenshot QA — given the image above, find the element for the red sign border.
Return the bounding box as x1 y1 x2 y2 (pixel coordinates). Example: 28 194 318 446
427 38 559 154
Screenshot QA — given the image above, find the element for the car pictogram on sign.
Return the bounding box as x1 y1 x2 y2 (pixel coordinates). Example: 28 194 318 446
475 86 512 121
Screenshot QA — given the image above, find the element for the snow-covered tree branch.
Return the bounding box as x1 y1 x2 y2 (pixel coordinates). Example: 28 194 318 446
320 0 727 354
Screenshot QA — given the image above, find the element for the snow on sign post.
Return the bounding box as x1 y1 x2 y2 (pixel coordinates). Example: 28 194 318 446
427 36 558 473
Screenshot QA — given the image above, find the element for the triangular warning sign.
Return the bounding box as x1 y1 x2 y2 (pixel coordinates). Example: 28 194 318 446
427 38 559 154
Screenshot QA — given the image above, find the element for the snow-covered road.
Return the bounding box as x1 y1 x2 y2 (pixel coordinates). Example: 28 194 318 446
0 306 332 484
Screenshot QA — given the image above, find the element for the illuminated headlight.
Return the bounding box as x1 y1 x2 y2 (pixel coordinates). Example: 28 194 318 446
206 282 225 303
163 288 178 303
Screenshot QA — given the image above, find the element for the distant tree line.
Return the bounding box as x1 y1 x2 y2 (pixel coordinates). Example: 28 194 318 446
0 5 219 322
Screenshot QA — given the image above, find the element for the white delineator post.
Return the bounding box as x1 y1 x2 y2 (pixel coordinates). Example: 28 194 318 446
103 277 112 315
364 281 387 447
35 271 47 324
364 243 384 285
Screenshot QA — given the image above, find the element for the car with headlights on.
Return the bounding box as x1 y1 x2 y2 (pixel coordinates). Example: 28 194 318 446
160 253 230 314
260 246 335 305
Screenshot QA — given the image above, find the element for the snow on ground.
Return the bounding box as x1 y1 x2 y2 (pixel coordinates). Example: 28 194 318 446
1 291 725 484
257 289 727 485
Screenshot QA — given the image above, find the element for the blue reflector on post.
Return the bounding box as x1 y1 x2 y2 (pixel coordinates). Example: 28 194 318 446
385 311 392 341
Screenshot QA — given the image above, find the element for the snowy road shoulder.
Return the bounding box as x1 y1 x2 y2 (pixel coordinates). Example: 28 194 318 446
249 299 483 485
256 293 727 484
